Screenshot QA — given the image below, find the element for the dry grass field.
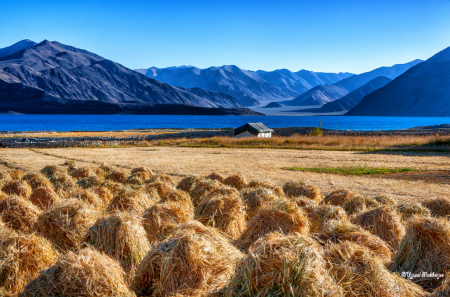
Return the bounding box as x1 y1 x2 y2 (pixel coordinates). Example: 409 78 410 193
1 144 450 296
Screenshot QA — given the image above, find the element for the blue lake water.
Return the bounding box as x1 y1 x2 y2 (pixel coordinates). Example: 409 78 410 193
0 114 449 132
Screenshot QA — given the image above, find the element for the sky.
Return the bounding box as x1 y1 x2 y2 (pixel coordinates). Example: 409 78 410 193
1 0 450 74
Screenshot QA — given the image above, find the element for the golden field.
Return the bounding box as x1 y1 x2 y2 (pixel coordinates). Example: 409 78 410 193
0 141 449 296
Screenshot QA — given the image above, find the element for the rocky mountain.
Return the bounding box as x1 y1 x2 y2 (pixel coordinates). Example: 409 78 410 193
255 69 353 97
347 47 450 116
283 60 421 106
0 39 36 59
141 65 297 106
303 76 392 113
0 40 261 115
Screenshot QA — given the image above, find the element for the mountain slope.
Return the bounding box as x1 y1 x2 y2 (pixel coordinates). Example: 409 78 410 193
347 47 450 116
294 70 354 87
303 76 392 112
283 60 421 106
0 40 256 114
142 65 296 106
0 39 37 59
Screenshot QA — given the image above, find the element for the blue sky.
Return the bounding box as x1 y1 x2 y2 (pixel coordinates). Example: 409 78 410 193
1 0 449 74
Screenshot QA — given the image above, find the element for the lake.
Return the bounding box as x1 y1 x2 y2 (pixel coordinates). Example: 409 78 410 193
0 114 449 132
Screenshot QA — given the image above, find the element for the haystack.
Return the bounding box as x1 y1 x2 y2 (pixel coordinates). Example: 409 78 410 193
342 195 380 215
106 170 127 183
224 232 342 297
73 188 107 210
77 175 103 189
29 186 61 210
355 206 405 250
0 195 41 233
149 173 176 186
195 194 247 240
142 201 194 242
307 205 348 233
132 221 243 297
51 171 77 192
283 180 323 203
83 211 151 279
0 172 12 187
21 247 136 297
0 234 58 295
323 189 355 206
159 189 193 213
429 276 450 297
395 201 430 220
22 172 51 190
146 180 176 198
374 194 397 206
106 187 156 215
223 174 248 190
127 172 151 185
319 220 393 266
246 179 285 197
40 165 66 179
73 166 98 179
391 215 450 290
36 199 100 251
177 175 204 193
326 241 425 297
8 169 25 180
206 172 225 182
422 197 450 218
2 180 32 198
241 187 278 217
131 166 154 175
190 179 223 206
63 159 77 167
236 200 310 251
91 186 113 205
0 221 17 242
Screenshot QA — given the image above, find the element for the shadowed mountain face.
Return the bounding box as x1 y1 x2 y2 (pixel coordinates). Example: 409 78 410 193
0 40 259 115
0 39 37 59
283 60 422 106
302 76 392 113
347 47 450 116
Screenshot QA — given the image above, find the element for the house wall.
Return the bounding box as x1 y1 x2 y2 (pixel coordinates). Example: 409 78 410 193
257 132 272 138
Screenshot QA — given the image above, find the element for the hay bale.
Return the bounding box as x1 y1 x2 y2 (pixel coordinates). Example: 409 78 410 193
22 172 51 190
0 221 17 242
0 234 58 295
8 169 25 181
127 172 151 185
246 179 285 197
149 173 176 186
0 195 40 233
77 175 103 189
283 181 323 203
291 196 320 211
83 212 151 279
132 221 243 297
73 166 97 179
91 186 113 205
142 201 194 242
29 186 61 210
146 180 176 198
391 215 450 290
36 199 100 251
159 189 193 213
40 165 66 179
307 205 348 233
73 188 107 210
63 159 77 167
422 197 450 218
355 206 405 250
177 175 204 193
100 163 115 173
106 170 127 183
323 189 355 206
195 195 247 240
131 166 154 175
0 172 12 187
319 220 393 266
2 180 32 198
236 200 310 252
326 241 426 297
223 174 248 190
396 201 430 220
342 195 380 215
106 187 156 215
224 232 342 297
374 195 397 206
51 172 77 192
206 172 225 182
241 187 278 217
190 179 223 206
21 247 136 297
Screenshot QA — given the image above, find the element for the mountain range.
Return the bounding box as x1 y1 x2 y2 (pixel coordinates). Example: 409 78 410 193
282 59 422 106
347 47 450 116
137 65 354 106
0 40 260 115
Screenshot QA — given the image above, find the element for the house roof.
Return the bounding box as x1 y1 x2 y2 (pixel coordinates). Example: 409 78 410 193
234 122 274 136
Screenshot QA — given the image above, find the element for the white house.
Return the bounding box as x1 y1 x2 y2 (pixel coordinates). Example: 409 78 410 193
234 122 274 138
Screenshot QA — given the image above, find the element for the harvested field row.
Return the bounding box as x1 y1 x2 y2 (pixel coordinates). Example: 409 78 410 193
1 162 450 296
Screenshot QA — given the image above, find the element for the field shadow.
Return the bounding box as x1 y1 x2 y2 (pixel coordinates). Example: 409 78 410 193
377 170 450 185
